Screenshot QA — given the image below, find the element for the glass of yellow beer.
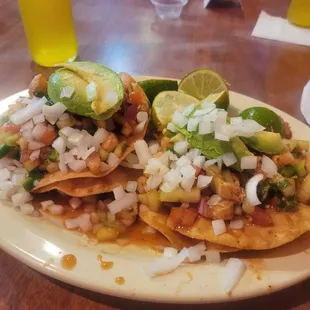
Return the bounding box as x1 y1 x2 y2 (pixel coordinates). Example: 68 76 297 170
287 0 310 28
18 0 78 67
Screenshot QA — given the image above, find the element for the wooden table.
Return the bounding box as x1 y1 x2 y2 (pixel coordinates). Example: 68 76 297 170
0 0 309 309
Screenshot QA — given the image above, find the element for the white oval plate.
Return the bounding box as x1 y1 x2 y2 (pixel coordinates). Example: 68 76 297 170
0 77 310 304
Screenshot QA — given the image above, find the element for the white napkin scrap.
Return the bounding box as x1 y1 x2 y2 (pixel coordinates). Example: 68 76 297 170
252 11 310 47
301 81 310 125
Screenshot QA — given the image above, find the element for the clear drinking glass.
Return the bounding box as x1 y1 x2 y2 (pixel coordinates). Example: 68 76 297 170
18 0 78 67
150 0 188 20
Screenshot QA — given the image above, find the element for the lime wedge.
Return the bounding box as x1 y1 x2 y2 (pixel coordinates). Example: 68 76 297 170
179 68 229 108
204 90 229 110
239 107 284 136
152 91 200 131
138 79 178 104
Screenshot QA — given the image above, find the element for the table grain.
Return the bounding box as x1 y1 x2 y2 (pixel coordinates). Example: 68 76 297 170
0 0 309 309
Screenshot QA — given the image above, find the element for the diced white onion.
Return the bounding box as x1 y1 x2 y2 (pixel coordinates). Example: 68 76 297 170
52 137 66 154
48 204 64 215
107 153 119 167
230 117 243 125
126 181 137 193
199 120 212 135
20 119 34 131
20 203 34 215
30 150 40 161
180 164 196 178
223 258 246 293
245 174 264 207
32 113 45 125
180 177 195 192
187 117 200 132
172 111 188 128
229 219 244 230
32 123 47 141
137 111 148 123
134 140 151 165
197 175 213 188
223 152 237 167
0 168 11 181
175 155 190 168
28 141 44 150
261 155 278 178
107 193 137 215
241 156 258 170
58 161 68 173
202 159 217 170
208 194 222 206
69 197 82 209
113 185 126 200
212 219 226 236
68 160 86 172
60 86 75 99
82 147 95 160
145 158 162 175
41 200 54 211
62 152 75 165
11 97 47 125
135 120 147 134
59 126 75 138
11 192 32 207
93 128 108 150
193 156 205 168
185 242 206 262
185 148 201 161
43 102 67 125
215 132 229 141
144 249 188 278
217 156 223 170
146 174 163 190
174 140 188 156
204 251 221 264
68 132 84 145
148 141 159 155
86 82 97 102
163 247 178 258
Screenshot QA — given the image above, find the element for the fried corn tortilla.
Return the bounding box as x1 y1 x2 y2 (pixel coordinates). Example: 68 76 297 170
139 205 193 250
32 167 142 197
167 204 310 250
139 205 239 252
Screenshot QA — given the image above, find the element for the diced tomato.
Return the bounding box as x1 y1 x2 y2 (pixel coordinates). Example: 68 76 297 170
251 207 273 227
129 84 149 106
2 122 20 133
39 129 57 146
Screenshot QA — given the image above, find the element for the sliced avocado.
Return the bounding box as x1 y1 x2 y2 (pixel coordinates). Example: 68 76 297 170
242 131 286 155
48 62 124 120
230 136 253 171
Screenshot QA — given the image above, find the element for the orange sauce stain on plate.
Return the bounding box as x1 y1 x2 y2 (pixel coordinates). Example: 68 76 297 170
115 277 125 285
61 254 77 270
97 254 114 270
